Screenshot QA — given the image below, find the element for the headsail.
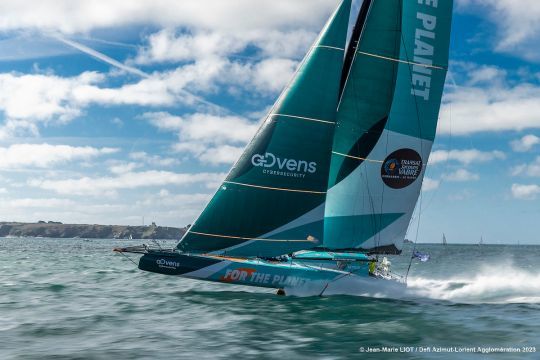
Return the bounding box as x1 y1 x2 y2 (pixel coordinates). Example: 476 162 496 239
324 0 454 254
177 0 352 257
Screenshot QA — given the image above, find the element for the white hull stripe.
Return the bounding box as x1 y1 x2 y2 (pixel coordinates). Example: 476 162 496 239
357 51 446 70
271 113 335 125
189 231 318 243
224 181 326 195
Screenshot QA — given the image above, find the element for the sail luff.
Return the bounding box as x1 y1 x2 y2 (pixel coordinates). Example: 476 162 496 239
177 0 352 258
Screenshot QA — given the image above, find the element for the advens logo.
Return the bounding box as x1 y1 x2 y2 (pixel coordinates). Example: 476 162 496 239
156 258 181 270
251 152 317 179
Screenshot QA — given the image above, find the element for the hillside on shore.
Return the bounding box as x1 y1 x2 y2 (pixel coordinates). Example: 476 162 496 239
0 221 187 240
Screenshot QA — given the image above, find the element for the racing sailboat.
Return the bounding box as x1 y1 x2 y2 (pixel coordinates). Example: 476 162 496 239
115 0 453 295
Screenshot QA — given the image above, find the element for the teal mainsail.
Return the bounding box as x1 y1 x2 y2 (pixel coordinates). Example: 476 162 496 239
324 0 454 254
177 0 352 257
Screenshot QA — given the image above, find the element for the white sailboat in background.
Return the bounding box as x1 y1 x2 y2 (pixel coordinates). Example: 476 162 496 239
442 233 447 246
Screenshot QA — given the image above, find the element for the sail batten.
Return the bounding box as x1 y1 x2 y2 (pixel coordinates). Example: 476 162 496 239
356 51 447 70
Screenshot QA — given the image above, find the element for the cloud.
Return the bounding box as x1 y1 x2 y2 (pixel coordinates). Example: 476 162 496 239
429 149 506 166
0 144 118 169
511 184 540 200
0 72 100 127
28 170 226 196
512 157 540 178
129 152 179 167
0 0 335 34
456 0 540 62
108 162 141 174
251 58 298 93
0 66 232 137
448 189 474 202
422 177 440 192
445 169 480 182
197 145 245 166
134 28 314 64
7 198 76 208
143 112 258 165
511 134 540 152
439 64 540 135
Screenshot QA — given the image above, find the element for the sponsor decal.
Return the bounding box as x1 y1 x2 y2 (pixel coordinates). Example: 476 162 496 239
156 258 181 270
411 0 439 101
381 149 423 189
220 267 307 287
251 152 317 179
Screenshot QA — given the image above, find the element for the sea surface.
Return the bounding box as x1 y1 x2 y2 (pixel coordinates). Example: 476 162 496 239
1 238 539 359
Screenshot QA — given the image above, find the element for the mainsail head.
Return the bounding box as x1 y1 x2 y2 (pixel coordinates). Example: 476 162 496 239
177 0 352 257
323 0 454 254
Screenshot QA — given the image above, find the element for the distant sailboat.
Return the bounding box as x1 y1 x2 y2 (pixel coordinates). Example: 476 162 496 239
479 236 484 246
442 233 447 246
115 0 454 295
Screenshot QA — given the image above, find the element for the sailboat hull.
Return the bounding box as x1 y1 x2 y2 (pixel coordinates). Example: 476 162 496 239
138 251 380 292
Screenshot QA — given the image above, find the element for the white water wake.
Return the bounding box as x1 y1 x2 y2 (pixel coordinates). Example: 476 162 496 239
407 265 540 304
287 264 540 304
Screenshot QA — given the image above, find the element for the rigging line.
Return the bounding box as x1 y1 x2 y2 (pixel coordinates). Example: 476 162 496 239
396 3 428 282
318 266 367 297
416 73 455 216
117 251 139 267
378 1 403 252
406 191 424 283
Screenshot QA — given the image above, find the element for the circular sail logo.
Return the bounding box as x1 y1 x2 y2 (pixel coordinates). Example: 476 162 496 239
381 149 423 189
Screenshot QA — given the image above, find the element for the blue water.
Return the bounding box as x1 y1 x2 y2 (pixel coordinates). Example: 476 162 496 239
1 238 539 359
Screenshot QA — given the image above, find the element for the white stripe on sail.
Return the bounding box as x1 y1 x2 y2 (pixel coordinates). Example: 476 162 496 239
332 151 384 163
224 181 326 194
314 45 345 51
332 151 428 166
271 113 335 125
190 231 318 243
357 51 446 70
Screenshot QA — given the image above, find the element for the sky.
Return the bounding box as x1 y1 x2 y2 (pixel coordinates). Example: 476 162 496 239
0 0 539 245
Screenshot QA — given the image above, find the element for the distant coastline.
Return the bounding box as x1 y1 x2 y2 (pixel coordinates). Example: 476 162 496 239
0 221 187 240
